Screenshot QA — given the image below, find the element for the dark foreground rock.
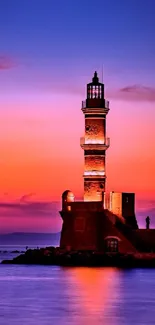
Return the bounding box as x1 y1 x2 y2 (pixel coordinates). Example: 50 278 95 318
2 247 155 267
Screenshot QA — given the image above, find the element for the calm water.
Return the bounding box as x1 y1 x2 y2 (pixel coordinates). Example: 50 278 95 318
1 248 155 324
0 245 48 263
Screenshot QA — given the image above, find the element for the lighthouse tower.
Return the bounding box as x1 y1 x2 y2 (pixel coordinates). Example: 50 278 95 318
80 71 110 202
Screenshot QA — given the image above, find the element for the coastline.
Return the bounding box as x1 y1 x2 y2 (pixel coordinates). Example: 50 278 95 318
2 247 155 267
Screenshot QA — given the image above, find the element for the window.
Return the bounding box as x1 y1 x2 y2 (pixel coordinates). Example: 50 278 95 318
105 238 118 253
87 84 103 99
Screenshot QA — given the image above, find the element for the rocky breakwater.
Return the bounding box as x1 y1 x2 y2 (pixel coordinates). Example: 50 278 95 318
0 250 25 254
2 247 155 267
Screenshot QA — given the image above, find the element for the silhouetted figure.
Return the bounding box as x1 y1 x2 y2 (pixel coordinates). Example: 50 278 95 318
146 216 150 229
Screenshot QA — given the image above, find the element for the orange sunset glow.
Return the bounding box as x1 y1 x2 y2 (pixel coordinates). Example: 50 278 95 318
0 0 155 233
0 93 155 232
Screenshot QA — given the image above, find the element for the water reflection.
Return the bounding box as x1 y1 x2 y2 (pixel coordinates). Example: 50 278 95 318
64 267 120 325
1 265 155 325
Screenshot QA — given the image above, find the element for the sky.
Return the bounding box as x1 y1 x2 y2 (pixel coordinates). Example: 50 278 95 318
0 0 155 233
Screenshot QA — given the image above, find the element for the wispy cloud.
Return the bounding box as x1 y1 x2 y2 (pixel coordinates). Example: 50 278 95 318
20 193 36 203
110 85 155 102
0 199 62 233
0 55 17 70
0 200 61 218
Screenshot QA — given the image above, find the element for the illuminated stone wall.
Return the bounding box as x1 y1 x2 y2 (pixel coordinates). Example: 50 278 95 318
83 117 106 201
110 192 122 216
84 181 105 201
84 155 105 172
85 119 105 142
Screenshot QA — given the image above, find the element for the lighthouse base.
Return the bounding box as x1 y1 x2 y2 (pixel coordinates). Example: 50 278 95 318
59 201 137 253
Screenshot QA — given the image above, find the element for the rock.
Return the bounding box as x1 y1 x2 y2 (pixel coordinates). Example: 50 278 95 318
2 248 155 267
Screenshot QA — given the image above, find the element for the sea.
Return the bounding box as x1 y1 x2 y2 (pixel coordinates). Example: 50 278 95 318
0 235 155 325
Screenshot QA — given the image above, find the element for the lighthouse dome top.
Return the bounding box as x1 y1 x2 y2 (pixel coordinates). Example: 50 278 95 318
92 71 99 84
62 190 75 202
87 71 102 86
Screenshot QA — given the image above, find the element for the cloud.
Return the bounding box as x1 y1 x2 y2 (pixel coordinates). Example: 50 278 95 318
0 55 17 70
20 193 36 203
110 85 155 102
0 200 61 218
0 200 62 233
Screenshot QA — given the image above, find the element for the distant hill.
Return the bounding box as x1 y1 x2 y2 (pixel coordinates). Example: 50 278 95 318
0 232 60 246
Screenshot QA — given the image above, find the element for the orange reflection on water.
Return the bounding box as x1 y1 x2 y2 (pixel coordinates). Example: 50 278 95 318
65 267 120 325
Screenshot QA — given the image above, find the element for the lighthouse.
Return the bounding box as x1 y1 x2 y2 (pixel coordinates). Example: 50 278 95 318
80 71 110 202
59 70 138 252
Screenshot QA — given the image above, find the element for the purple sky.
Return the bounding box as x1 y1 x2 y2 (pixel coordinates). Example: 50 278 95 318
0 0 155 232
